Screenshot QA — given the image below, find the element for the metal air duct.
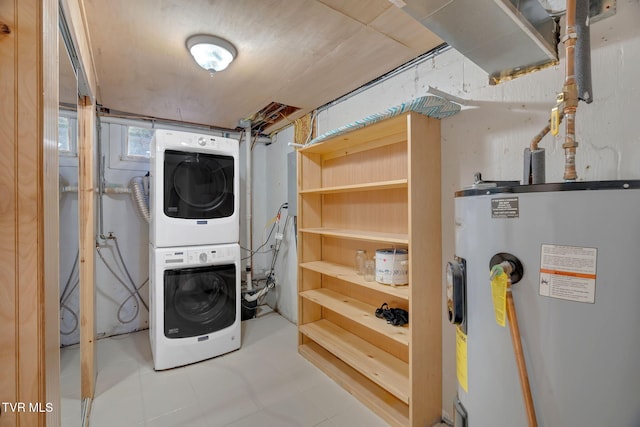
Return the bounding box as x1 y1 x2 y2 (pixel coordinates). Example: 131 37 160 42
398 0 560 84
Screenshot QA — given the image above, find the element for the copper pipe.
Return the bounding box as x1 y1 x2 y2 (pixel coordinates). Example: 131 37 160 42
530 113 564 152
563 0 579 181
507 286 538 427
530 124 550 152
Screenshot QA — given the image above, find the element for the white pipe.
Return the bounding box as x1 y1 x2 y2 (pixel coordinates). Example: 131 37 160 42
60 185 78 193
243 286 268 302
242 120 253 291
60 184 131 194
104 185 131 194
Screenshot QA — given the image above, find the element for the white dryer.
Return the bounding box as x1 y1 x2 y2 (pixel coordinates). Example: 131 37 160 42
149 243 241 370
150 129 239 248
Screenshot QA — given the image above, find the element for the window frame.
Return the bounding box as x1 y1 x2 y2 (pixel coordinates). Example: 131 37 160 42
123 125 155 161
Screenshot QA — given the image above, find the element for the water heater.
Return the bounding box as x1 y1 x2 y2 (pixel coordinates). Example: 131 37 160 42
449 180 640 426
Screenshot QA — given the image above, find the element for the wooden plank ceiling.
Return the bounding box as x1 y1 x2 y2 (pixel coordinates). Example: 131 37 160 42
80 0 441 133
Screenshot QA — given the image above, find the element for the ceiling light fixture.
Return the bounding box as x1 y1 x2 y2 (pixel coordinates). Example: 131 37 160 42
186 35 237 74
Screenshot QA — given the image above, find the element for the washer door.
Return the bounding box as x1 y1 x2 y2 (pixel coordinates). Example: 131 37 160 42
163 263 236 339
163 150 234 219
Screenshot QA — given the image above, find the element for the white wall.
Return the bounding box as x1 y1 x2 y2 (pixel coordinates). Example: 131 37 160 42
94 119 151 338
263 126 298 323
241 133 297 322
271 2 640 421
59 116 151 344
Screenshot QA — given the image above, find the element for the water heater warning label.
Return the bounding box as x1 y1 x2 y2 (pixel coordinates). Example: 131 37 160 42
539 244 597 303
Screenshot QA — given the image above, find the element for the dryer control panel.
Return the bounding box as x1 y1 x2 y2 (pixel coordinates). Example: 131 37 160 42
176 133 237 154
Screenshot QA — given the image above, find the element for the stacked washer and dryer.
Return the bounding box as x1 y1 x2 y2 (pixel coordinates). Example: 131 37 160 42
149 129 241 370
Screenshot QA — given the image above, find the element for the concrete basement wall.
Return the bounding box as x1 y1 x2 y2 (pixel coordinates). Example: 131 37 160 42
266 1 640 421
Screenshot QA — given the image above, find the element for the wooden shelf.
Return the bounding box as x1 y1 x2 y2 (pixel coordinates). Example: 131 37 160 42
300 179 408 195
300 260 409 300
299 342 409 427
297 112 442 426
300 288 409 346
300 319 409 403
299 228 409 245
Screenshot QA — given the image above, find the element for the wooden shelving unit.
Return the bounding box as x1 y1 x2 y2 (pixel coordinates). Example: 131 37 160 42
297 112 442 426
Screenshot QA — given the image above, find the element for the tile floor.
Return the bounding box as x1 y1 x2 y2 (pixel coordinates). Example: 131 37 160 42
61 311 390 426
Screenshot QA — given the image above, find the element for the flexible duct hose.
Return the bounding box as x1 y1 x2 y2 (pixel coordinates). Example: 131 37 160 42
129 175 150 223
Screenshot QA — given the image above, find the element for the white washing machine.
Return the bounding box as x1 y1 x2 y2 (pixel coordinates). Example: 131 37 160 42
150 129 239 248
149 243 241 370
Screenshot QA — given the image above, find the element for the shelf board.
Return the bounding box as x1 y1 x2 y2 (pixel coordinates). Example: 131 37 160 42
300 260 409 300
299 114 409 155
300 179 408 195
299 228 408 245
300 319 409 403
300 288 409 346
299 342 409 427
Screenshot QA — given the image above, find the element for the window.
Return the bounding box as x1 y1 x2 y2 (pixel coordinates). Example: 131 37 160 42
58 113 78 166
126 126 154 159
58 116 71 153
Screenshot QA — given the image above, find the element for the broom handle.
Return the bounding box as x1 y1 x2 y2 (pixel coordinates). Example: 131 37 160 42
506 288 538 427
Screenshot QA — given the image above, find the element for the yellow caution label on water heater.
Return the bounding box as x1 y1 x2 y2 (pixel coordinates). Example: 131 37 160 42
490 268 508 327
456 326 468 392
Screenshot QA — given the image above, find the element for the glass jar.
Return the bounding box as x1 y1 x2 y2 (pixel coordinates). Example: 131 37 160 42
364 258 375 282
355 249 366 275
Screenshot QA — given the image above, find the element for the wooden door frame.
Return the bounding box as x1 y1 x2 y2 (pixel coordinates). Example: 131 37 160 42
0 0 60 426
60 0 99 407
0 1 98 425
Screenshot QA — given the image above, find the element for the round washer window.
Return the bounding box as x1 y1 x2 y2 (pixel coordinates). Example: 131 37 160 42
174 273 229 323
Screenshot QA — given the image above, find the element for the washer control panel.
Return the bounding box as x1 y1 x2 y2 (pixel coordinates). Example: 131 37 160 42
162 247 233 266
163 251 186 265
187 247 231 264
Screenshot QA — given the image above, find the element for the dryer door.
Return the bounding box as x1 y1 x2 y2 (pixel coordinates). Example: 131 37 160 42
164 150 234 219
163 263 236 338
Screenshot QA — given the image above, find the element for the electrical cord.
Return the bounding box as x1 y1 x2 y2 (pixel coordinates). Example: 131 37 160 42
241 219 277 260
241 202 290 314
303 111 318 145
241 202 288 261
264 214 291 290
375 303 409 326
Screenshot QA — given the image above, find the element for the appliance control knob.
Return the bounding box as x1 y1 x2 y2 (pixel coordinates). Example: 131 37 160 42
198 137 207 146
199 252 207 263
